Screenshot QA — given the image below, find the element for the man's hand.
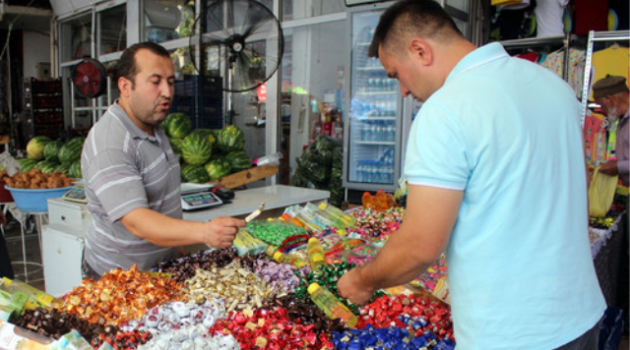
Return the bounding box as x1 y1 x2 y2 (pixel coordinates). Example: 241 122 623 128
202 216 246 248
337 267 376 306
599 160 619 176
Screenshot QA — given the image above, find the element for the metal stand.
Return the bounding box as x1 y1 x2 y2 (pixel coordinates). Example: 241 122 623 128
9 206 47 283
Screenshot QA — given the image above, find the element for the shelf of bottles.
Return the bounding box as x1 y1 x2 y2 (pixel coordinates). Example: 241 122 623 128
343 9 402 188
348 53 399 185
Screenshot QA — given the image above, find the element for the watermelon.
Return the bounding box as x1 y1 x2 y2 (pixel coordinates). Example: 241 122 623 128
43 141 63 162
69 160 82 179
189 129 217 150
226 150 252 173
58 140 84 165
26 136 52 160
217 125 245 153
169 138 183 155
181 134 212 165
17 159 38 172
181 164 210 184
35 160 60 174
164 113 192 139
204 158 231 180
67 136 86 146
54 163 71 174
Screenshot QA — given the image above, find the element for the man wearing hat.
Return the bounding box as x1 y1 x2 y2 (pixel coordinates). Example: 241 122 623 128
593 75 629 186
593 74 629 336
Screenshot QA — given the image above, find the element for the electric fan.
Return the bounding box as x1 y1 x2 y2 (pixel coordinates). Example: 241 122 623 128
71 58 107 98
189 0 284 92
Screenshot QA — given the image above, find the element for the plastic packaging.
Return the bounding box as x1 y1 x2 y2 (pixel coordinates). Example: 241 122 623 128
0 277 62 309
232 230 268 257
272 251 308 268
362 192 375 209
307 283 357 328
306 237 327 271
304 203 340 228
254 152 283 166
318 202 357 228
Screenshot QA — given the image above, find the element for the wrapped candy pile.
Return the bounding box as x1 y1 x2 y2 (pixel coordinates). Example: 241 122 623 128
5 202 459 349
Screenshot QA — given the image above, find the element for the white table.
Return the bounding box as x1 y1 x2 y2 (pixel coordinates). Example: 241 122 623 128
183 185 330 222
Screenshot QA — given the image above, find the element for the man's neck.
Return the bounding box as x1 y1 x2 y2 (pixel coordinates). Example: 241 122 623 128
117 99 155 136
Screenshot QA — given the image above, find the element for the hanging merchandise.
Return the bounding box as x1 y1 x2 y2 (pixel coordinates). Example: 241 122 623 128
583 113 608 166
540 48 586 99
573 0 609 35
534 0 569 37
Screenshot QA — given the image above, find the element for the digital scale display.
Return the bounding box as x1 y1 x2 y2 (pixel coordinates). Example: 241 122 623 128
63 186 87 203
181 191 223 211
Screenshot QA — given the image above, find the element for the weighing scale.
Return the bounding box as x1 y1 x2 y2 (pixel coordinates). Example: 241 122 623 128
62 181 87 203
180 183 223 211
62 182 224 210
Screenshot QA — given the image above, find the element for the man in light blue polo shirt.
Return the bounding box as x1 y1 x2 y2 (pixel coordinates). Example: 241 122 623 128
337 1 605 349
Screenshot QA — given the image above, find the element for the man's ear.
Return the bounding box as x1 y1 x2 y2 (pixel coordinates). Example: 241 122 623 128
118 77 132 98
408 38 433 66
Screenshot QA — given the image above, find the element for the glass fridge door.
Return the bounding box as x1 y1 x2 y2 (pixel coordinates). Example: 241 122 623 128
344 9 399 189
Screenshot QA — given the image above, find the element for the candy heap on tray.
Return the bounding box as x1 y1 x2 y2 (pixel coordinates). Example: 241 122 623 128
61 264 182 327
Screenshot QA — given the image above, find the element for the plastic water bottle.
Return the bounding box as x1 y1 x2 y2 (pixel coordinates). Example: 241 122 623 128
307 237 327 271
387 122 395 141
368 122 376 142
385 166 394 183
308 283 358 328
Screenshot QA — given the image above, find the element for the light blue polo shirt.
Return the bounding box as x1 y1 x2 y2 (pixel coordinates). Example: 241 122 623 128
404 43 605 349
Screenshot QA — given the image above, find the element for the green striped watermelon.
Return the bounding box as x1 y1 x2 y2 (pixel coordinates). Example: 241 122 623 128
189 129 217 150
35 160 60 174
204 158 231 180
69 160 82 179
226 150 251 173
58 138 84 165
165 113 192 139
17 159 38 172
43 141 63 162
169 138 183 155
26 136 52 160
54 163 71 174
217 125 245 153
58 144 81 165
181 134 212 165
67 136 86 146
181 164 210 183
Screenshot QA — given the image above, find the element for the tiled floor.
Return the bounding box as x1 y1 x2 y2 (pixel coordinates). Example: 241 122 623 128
4 216 44 289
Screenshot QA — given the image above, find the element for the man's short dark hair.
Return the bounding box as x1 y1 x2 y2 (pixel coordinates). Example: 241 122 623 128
369 0 464 57
116 42 171 84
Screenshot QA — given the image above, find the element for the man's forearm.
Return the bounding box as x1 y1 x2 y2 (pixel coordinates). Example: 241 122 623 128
358 226 437 291
121 208 204 246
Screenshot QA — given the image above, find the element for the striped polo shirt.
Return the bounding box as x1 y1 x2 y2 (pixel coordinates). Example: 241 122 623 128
82 102 181 276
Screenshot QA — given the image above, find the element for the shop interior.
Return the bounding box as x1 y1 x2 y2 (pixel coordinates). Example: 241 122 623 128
0 0 627 348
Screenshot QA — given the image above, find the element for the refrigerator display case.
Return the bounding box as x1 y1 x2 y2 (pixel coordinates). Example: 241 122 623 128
343 4 406 195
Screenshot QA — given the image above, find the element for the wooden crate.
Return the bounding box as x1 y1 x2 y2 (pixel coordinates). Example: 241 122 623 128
209 164 279 189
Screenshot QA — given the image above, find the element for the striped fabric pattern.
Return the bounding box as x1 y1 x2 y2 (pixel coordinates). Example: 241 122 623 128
82 102 181 276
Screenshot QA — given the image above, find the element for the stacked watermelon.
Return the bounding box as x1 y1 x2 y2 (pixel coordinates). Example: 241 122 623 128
21 136 85 178
163 113 252 183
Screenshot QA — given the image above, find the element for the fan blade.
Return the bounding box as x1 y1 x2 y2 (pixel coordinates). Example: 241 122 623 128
241 13 274 40
205 2 235 39
234 52 254 92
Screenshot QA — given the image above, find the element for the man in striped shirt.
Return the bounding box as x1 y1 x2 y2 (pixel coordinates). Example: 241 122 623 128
81 42 245 277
